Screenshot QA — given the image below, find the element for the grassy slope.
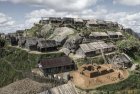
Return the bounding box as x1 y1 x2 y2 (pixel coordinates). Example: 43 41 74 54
0 46 64 87
96 73 140 93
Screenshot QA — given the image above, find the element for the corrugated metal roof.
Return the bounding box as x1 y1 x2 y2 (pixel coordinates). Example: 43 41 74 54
90 32 108 37
87 20 98 25
79 42 115 53
38 40 57 48
74 18 83 22
26 37 38 46
40 56 74 69
106 31 117 36
116 32 123 36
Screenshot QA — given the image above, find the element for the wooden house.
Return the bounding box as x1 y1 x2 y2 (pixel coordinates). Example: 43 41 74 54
86 20 98 27
10 36 19 46
116 32 124 38
39 17 49 24
53 35 68 46
106 21 118 28
49 17 62 24
37 40 58 52
63 34 83 53
25 38 38 50
62 17 74 25
16 30 24 36
113 53 132 68
89 32 109 40
18 37 26 48
76 42 116 57
74 18 84 26
106 31 118 39
97 20 107 28
76 43 100 57
38 56 75 75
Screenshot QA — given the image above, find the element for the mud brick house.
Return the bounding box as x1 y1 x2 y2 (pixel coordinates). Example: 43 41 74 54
74 18 84 26
76 42 116 57
38 56 75 75
89 32 109 40
25 37 38 50
37 39 58 52
78 64 114 78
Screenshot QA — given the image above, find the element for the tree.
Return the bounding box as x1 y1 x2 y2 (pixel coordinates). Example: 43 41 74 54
116 35 140 57
0 38 5 48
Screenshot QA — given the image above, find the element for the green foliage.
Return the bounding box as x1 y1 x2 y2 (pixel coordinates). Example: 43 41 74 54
116 34 140 51
26 24 43 37
0 38 6 48
0 46 64 87
116 33 140 61
97 74 140 91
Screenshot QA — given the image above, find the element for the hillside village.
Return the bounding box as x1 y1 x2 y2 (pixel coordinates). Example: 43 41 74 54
0 17 140 94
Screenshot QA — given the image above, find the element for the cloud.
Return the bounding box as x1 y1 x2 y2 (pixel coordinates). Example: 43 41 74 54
113 0 140 6
0 0 97 11
0 13 15 27
25 7 140 33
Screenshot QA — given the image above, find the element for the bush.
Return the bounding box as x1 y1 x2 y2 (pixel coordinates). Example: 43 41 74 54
0 38 5 48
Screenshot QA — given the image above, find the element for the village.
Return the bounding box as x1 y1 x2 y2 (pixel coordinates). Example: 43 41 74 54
0 17 140 94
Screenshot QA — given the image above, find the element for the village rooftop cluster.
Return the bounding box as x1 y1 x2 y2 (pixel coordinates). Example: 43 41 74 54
0 17 137 92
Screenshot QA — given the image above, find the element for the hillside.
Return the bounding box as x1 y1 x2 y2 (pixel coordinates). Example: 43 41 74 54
0 46 64 87
0 18 140 94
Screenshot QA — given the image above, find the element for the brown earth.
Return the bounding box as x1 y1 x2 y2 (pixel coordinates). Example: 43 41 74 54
71 64 129 90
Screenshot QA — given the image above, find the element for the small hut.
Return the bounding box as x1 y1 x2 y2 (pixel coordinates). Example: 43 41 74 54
106 31 118 39
89 32 109 40
86 19 98 27
74 18 84 26
18 37 26 48
49 17 62 24
38 56 75 75
37 40 58 52
62 17 74 25
25 37 38 50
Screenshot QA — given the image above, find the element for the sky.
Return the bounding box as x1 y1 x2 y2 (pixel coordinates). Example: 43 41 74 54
0 0 140 34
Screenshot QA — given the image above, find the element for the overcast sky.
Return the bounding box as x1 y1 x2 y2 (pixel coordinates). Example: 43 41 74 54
0 0 140 33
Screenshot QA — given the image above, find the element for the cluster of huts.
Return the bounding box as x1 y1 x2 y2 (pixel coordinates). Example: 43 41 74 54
10 36 59 52
75 41 116 57
62 31 124 57
39 17 121 29
7 26 124 54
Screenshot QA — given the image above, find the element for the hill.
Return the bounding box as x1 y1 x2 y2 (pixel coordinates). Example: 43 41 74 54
0 17 140 93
